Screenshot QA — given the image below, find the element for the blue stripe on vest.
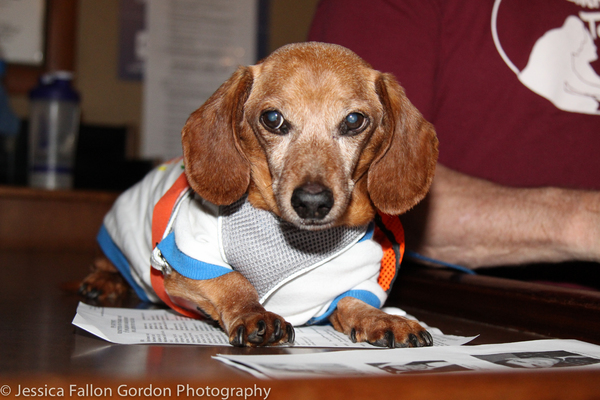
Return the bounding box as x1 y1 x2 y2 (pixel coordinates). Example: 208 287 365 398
358 221 375 243
157 232 232 280
306 289 381 325
97 224 150 302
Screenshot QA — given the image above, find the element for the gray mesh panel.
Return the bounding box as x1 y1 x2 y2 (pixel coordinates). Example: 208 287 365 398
221 196 367 301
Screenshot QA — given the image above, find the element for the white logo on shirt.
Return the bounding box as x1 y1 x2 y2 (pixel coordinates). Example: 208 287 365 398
492 0 600 114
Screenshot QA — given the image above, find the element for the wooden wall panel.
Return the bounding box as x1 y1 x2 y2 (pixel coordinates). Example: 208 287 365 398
0 186 117 251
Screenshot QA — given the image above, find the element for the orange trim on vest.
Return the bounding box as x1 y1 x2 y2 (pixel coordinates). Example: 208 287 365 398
150 172 200 319
374 213 405 292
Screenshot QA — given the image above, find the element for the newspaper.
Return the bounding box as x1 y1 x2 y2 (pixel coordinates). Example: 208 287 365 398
73 302 476 348
214 339 600 379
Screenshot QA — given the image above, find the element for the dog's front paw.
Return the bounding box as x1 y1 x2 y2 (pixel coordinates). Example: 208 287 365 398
79 268 129 306
330 297 433 348
349 313 433 348
228 312 295 347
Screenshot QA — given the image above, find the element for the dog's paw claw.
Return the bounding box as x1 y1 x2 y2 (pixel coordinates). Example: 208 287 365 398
247 320 268 344
257 320 267 336
350 328 357 343
370 330 396 348
388 331 397 348
229 313 293 347
408 333 420 347
269 319 283 343
232 326 245 347
78 284 101 300
285 323 295 344
420 331 434 347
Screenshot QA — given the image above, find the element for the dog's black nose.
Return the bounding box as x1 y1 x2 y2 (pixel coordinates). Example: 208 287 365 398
291 183 334 220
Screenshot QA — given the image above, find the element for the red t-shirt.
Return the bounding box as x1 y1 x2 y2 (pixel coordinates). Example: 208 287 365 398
309 0 600 190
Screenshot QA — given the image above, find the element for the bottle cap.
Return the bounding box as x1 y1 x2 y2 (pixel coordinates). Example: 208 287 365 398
29 71 80 102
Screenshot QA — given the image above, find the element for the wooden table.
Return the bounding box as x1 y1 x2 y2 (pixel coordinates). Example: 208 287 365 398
1 186 600 399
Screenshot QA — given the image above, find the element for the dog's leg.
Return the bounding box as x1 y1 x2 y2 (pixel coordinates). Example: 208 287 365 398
329 297 433 348
79 256 130 305
163 270 294 347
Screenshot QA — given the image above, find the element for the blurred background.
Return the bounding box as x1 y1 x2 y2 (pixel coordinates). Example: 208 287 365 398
1 0 319 191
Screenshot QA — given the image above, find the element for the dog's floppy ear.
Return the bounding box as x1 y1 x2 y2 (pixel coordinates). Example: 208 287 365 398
181 66 253 205
368 73 439 215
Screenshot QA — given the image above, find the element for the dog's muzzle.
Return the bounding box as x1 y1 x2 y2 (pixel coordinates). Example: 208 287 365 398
291 182 334 220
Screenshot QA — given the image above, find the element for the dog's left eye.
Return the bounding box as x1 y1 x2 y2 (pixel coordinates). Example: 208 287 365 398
342 112 367 135
260 110 288 134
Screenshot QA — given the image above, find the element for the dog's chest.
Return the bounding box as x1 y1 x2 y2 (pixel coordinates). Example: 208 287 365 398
220 197 368 301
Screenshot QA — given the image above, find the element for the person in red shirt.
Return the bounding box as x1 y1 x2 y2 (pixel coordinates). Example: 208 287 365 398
309 0 600 269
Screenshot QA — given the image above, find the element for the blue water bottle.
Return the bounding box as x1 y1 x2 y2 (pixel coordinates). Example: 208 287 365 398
28 71 81 189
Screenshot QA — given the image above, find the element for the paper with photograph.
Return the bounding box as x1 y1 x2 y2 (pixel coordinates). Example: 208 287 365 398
214 339 600 379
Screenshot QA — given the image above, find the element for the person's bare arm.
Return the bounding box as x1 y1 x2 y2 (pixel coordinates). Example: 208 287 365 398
400 164 600 269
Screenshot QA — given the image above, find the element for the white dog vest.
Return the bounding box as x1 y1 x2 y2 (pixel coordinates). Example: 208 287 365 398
98 159 404 326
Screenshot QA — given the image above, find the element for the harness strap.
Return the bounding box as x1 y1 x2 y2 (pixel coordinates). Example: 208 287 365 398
374 212 405 293
150 172 199 318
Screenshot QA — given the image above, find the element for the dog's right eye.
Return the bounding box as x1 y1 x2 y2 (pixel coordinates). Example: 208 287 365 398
260 110 288 134
341 112 368 136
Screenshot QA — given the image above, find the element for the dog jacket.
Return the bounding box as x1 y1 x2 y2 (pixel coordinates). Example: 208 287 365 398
98 159 405 326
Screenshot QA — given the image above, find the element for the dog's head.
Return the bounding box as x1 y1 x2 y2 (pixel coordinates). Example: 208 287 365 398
182 42 438 230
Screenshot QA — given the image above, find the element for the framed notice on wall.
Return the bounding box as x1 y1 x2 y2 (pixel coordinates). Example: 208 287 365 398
140 0 268 161
0 0 46 65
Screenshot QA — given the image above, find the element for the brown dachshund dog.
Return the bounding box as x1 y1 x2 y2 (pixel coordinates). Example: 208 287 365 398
80 42 438 348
